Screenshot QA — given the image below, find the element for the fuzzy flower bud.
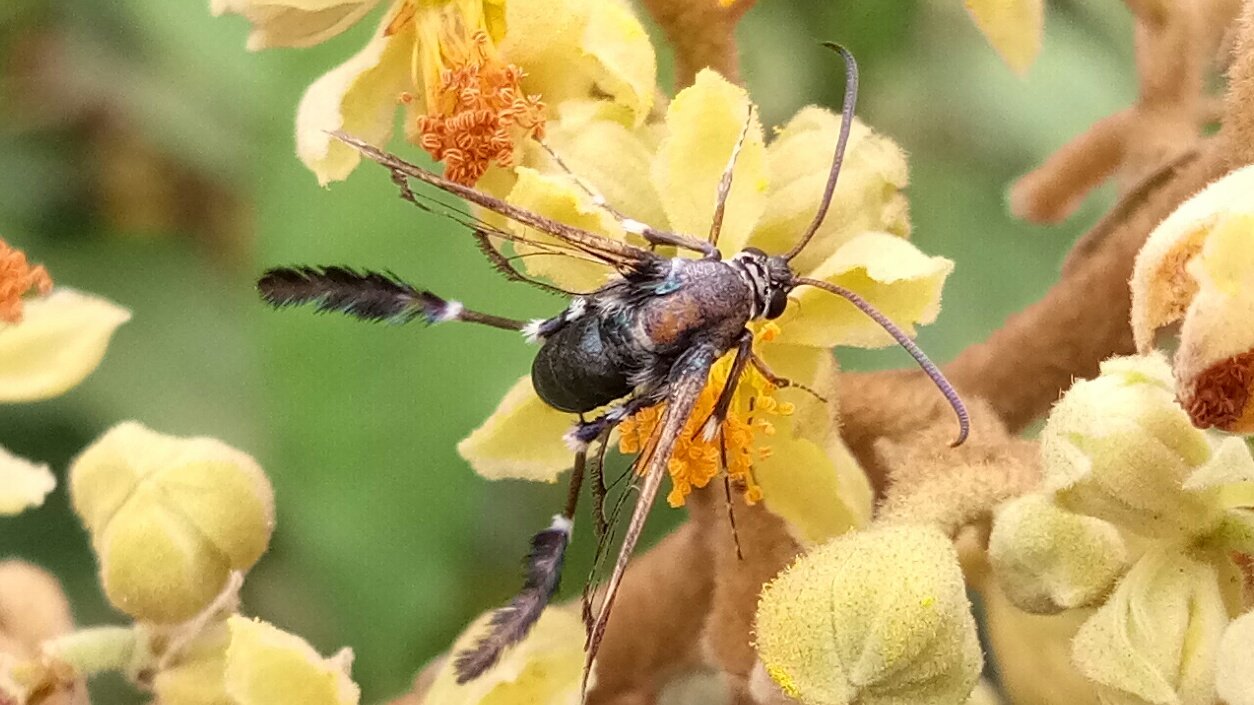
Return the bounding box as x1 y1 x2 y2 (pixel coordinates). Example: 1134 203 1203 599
988 494 1128 614
754 524 981 705
224 616 359 705
1039 354 1224 539
0 446 56 516
1071 547 1227 705
69 422 275 623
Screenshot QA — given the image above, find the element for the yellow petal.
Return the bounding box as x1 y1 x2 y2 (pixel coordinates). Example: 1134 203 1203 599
1129 164 1254 351
225 616 359 705
579 1 656 125
752 107 910 273
776 232 953 349
535 109 667 229
0 288 130 403
0 445 55 516
652 69 768 254
295 10 413 185
1072 547 1227 705
1217 611 1254 705
1039 354 1225 539
423 605 586 705
458 374 576 483
755 524 981 705
964 0 1044 76
503 166 626 292
210 0 382 50
70 422 275 623
988 494 1128 614
152 620 233 705
754 424 872 547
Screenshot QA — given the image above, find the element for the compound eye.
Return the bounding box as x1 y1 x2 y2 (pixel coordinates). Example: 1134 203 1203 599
765 290 789 319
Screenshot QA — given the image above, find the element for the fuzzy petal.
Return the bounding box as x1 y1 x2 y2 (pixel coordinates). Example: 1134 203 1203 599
534 109 667 230
0 445 55 516
1217 611 1254 705
503 166 626 292
225 616 359 705
777 232 953 349
1129 164 1254 351
964 0 1044 76
579 1 656 125
211 0 383 50
751 107 910 273
0 289 130 403
652 70 768 254
755 423 872 547
458 374 575 483
1071 548 1227 705
294 11 413 185
423 605 586 705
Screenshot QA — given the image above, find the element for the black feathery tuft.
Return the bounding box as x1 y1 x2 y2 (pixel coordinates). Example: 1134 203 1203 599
257 266 444 324
453 518 571 683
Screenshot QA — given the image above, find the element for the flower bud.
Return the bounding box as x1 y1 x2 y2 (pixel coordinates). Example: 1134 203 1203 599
224 616 358 705
1039 354 1223 539
422 605 587 705
754 524 981 705
988 494 1127 614
69 422 274 623
1071 547 1227 705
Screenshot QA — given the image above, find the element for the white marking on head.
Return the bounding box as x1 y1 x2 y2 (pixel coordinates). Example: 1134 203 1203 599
621 218 649 236
439 300 464 322
550 514 574 535
567 297 587 321
522 318 545 343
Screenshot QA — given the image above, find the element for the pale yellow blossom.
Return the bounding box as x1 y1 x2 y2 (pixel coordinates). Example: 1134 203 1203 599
224 616 359 705
964 0 1044 76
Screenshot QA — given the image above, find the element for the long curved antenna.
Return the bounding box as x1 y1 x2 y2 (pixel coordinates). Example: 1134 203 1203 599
783 42 859 262
794 277 970 446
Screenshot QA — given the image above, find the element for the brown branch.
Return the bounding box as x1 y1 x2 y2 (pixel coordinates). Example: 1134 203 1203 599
638 0 756 88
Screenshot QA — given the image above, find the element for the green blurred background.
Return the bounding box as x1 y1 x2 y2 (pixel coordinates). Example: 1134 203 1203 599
0 1 1134 701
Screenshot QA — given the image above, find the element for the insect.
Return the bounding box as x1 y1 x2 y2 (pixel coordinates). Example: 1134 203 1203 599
258 43 969 697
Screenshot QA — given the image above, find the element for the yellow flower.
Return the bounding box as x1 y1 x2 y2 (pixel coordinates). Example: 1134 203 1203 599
754 524 982 705
224 616 359 705
1217 611 1254 705
1 238 129 515
69 422 276 623
1130 164 1254 432
216 0 655 185
421 605 586 705
460 70 950 544
988 354 1254 705
963 0 1044 76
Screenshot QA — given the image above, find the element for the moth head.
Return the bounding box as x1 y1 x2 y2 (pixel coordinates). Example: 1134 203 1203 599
735 247 796 320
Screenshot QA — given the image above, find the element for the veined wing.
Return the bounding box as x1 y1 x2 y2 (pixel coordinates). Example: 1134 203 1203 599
333 132 657 275
580 343 719 701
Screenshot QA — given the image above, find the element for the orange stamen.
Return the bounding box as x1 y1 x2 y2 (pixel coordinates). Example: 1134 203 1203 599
617 324 790 508
415 31 545 185
0 239 52 324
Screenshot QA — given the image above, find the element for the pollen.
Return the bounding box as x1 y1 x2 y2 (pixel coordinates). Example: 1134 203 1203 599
618 323 792 508
394 0 545 186
0 238 52 324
